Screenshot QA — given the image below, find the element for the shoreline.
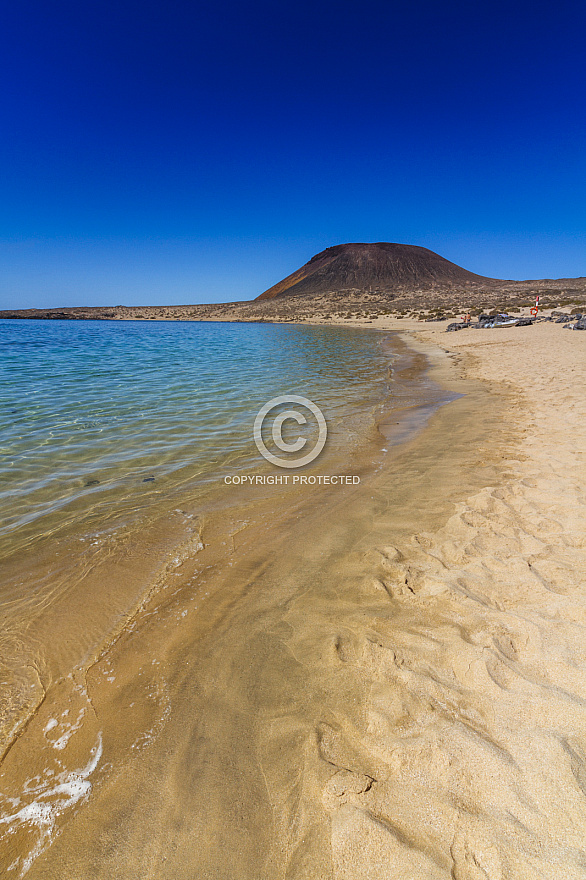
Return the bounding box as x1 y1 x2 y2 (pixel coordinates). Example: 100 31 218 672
1 320 584 878
0 327 440 874
0 325 396 755
0 269 584 324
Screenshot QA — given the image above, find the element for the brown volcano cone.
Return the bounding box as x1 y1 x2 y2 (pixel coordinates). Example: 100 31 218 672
256 242 494 300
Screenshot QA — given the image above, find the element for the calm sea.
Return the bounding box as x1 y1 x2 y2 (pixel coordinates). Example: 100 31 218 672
0 319 392 556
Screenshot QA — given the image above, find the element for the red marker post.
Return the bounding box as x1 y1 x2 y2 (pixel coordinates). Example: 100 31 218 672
530 294 539 318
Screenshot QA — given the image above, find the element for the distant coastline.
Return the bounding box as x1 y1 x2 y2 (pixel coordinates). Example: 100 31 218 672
1 270 585 328
2 240 585 323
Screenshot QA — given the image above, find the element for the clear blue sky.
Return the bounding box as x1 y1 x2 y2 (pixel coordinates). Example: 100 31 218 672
1 0 585 308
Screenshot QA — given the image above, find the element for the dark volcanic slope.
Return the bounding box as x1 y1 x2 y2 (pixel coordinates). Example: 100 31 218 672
256 242 494 300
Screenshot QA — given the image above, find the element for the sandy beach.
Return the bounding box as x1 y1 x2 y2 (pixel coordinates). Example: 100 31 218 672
3 0 585 873
1 320 585 879
314 319 586 879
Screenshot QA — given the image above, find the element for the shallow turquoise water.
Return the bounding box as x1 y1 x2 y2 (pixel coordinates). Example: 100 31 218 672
0 320 391 551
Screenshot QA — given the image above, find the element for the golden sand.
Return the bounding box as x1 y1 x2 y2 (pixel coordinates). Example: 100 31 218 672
1 322 585 879
321 320 586 879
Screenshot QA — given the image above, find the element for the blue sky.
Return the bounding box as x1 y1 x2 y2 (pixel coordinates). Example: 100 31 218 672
1 0 585 308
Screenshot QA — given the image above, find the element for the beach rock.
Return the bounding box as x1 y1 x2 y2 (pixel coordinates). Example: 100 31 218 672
573 317 586 329
555 315 570 322
446 321 472 331
515 318 533 326
143 476 155 482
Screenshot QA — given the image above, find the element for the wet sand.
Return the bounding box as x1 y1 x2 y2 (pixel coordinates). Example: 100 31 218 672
1 323 585 879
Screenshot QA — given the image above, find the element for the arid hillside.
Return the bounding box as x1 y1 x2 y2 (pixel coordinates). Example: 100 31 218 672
1 243 585 323
256 242 494 300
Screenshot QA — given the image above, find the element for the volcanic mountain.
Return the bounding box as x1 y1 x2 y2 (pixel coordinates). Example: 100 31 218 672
256 242 494 300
